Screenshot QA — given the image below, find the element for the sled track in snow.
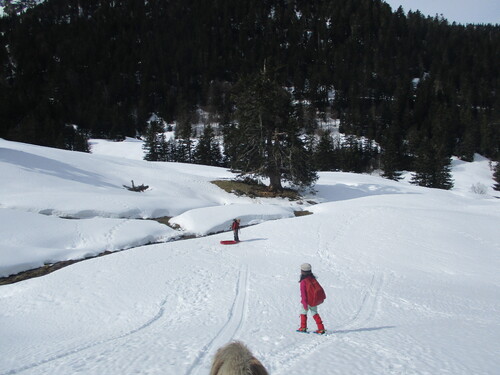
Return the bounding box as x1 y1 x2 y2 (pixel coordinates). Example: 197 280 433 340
1 297 170 375
271 272 386 375
185 264 249 375
338 272 385 330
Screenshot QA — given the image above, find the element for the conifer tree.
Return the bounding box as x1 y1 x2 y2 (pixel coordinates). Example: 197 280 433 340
64 126 90 153
175 107 195 163
194 125 222 166
143 120 167 161
411 141 454 190
381 126 403 181
313 130 335 171
493 162 500 192
411 141 435 188
229 70 317 191
0 0 498 159
455 106 477 162
164 138 178 162
433 153 454 190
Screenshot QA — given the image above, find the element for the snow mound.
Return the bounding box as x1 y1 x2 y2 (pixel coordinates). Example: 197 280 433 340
0 208 177 277
169 203 295 236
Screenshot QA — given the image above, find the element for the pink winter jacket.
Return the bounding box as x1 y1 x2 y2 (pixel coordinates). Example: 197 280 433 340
300 277 312 310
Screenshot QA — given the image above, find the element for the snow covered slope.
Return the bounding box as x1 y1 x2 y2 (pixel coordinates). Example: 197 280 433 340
0 138 499 374
0 138 304 277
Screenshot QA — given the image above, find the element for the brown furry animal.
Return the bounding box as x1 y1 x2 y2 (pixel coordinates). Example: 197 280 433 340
209 341 269 375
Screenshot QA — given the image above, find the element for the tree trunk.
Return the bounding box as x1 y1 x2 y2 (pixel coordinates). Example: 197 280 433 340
268 170 282 192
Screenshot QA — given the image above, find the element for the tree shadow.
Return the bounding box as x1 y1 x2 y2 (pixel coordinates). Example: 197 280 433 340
1 148 118 189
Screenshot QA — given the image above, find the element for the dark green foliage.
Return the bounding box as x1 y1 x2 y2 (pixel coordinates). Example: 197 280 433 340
227 71 317 191
381 144 403 181
143 120 167 161
64 125 90 153
0 0 497 173
174 106 196 163
493 163 500 192
193 125 223 166
313 130 336 171
334 136 379 173
380 126 404 180
282 134 318 191
411 140 454 190
163 138 178 162
312 131 380 174
479 118 500 161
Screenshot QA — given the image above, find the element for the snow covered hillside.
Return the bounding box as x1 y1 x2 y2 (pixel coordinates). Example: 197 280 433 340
1 138 499 374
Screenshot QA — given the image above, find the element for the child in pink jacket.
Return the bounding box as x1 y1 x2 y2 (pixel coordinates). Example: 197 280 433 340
297 263 326 334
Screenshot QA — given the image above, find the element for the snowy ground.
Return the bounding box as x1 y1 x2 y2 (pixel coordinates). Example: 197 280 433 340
0 137 499 374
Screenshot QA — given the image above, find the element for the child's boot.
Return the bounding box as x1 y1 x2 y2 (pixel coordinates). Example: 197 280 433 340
313 314 325 334
297 314 307 332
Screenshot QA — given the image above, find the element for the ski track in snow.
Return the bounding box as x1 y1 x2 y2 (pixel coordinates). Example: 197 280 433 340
316 206 387 331
337 273 385 330
185 264 249 375
0 296 171 375
270 271 386 375
2 139 499 374
264 208 387 374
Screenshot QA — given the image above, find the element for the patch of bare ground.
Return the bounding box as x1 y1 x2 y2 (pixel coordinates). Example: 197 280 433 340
211 179 301 200
0 251 113 286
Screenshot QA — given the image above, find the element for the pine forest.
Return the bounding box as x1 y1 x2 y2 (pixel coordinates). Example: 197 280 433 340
0 0 499 190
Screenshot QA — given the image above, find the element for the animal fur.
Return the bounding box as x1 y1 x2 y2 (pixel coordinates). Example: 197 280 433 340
209 341 269 375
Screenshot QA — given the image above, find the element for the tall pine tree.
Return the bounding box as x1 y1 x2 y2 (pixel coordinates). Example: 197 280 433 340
193 125 223 166
143 120 167 161
229 70 317 191
411 141 454 190
313 130 335 171
493 162 500 192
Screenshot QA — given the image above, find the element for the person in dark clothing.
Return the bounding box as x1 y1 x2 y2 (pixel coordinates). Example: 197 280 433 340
231 218 241 242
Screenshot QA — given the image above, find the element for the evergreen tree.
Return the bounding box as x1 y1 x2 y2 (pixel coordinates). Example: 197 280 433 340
229 71 317 191
63 125 90 153
164 138 178 162
455 106 477 162
411 141 435 188
193 125 222 166
282 130 318 190
493 162 500 192
336 135 371 173
479 117 500 161
0 0 498 160
381 145 402 180
411 141 454 190
381 126 403 180
175 107 195 163
433 153 454 190
175 138 193 163
313 130 335 171
143 120 167 161
296 102 318 136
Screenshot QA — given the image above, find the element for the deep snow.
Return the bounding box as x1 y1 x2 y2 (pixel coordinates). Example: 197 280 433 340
0 137 499 374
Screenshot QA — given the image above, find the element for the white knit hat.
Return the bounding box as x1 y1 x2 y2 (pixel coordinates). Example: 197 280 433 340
300 263 312 272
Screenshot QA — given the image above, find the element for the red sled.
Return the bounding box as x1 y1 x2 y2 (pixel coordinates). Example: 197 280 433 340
220 240 240 245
